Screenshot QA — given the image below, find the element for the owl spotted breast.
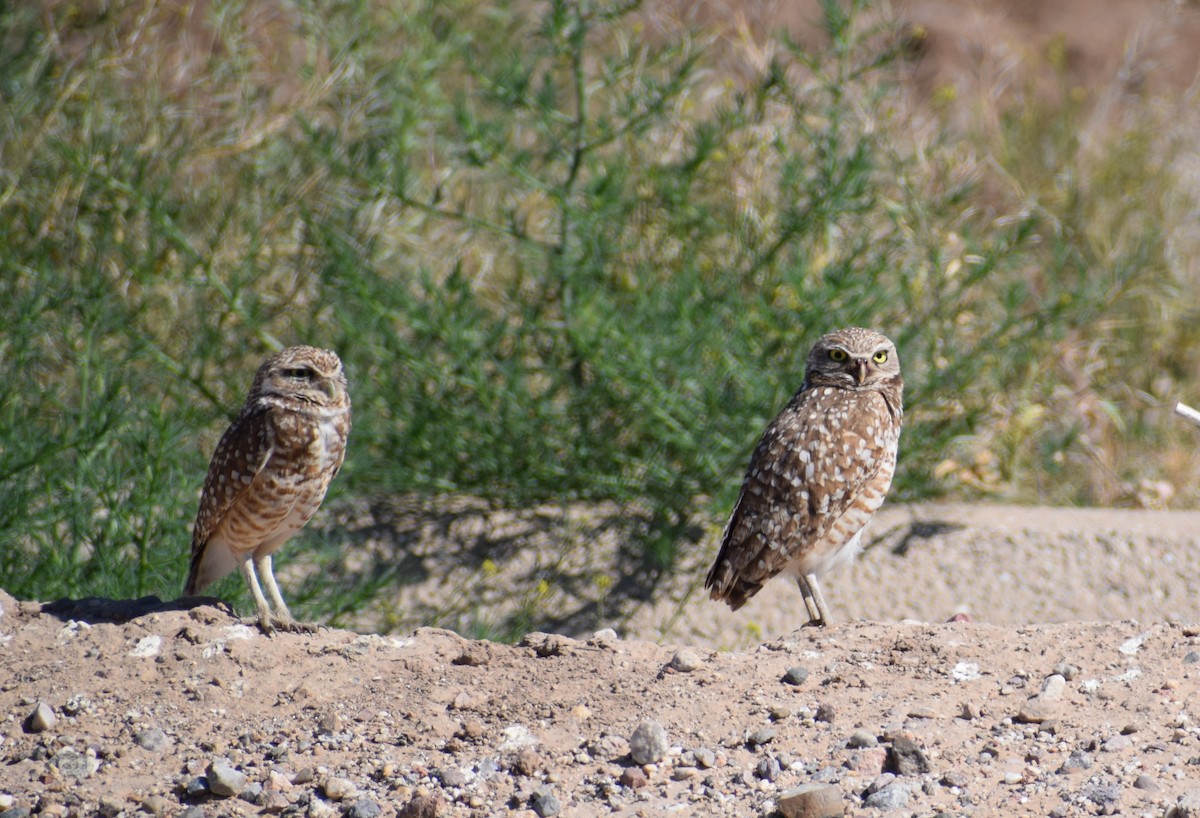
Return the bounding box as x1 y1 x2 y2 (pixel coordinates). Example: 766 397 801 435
705 327 903 626
183 346 351 634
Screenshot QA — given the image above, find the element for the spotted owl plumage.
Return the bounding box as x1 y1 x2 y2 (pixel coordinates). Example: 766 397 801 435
705 327 903 626
184 345 351 633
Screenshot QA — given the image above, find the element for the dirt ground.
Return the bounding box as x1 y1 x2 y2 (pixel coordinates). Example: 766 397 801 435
3 503 1200 818
6 1 1200 815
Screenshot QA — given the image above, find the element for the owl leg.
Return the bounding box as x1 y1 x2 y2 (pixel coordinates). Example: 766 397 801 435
797 573 831 626
238 557 276 634
255 554 318 634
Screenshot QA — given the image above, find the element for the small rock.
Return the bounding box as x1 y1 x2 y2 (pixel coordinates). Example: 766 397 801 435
1040 674 1067 700
51 748 91 780
0 810 31 818
179 808 206 818
262 793 291 814
1014 698 1056 724
134 729 170 752
1058 751 1093 773
514 747 541 776
397 794 443 818
864 781 909 810
629 721 669 765
669 648 703 672
756 757 781 782
777 783 843 818
1101 735 1132 753
1166 790 1200 818
184 777 209 798
783 666 809 686
619 767 648 789
1119 723 1138 735
240 782 265 805
317 713 341 735
322 777 357 801
1132 774 1159 792
1053 662 1080 681
940 771 969 789
207 759 248 797
24 702 55 733
814 703 836 723
694 748 716 769
1003 771 1023 785
140 795 171 816
529 788 560 817
435 767 468 789
97 798 123 818
886 737 931 776
746 727 776 747
1082 782 1122 810
847 730 878 749
671 766 698 781
345 799 382 818
1184 651 1200 664
846 748 887 776
308 797 338 818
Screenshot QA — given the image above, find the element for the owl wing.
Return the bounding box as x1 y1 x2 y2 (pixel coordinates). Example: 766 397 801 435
184 406 276 594
705 388 890 609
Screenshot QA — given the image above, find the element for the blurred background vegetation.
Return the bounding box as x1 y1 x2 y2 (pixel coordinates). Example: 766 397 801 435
2 0 1198 630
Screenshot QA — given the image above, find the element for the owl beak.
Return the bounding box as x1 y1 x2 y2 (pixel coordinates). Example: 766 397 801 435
852 358 868 385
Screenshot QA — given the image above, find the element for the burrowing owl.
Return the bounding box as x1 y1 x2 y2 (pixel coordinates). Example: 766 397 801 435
706 327 903 626
184 346 351 633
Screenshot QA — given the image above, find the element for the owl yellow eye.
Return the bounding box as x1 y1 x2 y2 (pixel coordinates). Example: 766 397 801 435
828 349 848 361
872 350 888 364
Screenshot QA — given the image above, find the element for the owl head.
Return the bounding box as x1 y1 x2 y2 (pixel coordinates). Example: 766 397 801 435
251 345 349 408
804 327 901 390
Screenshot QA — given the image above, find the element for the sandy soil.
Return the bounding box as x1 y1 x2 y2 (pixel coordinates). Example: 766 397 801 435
3 503 1200 818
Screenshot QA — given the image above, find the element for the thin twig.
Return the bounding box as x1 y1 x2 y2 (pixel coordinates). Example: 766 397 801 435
1175 402 1200 429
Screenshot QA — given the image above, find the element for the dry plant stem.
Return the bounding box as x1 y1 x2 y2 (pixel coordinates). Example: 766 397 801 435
1175 402 1200 430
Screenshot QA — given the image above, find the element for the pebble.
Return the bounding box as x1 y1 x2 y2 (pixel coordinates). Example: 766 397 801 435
529 788 560 817
1184 651 1200 664
345 799 382 818
322 776 357 800
847 730 878 749
669 649 703 672
756 757 781 782
514 747 541 776
134 729 170 752
397 794 443 818
207 759 247 797
746 727 776 747
1058 751 1093 773
671 766 698 781
307 797 338 818
140 796 171 816
435 767 468 789
619 767 648 789
179 807 206 818
776 783 842 818
783 666 809 686
0 810 30 818
887 737 931 776
940 771 969 789
846 749 886 776
694 748 716 768
1003 771 1023 785
25 702 55 733
1132 774 1159 792
51 748 90 780
864 781 909 810
629 721 669 765
769 705 793 721
184 777 208 798
814 703 835 724
1054 662 1080 680
1101 735 1132 753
